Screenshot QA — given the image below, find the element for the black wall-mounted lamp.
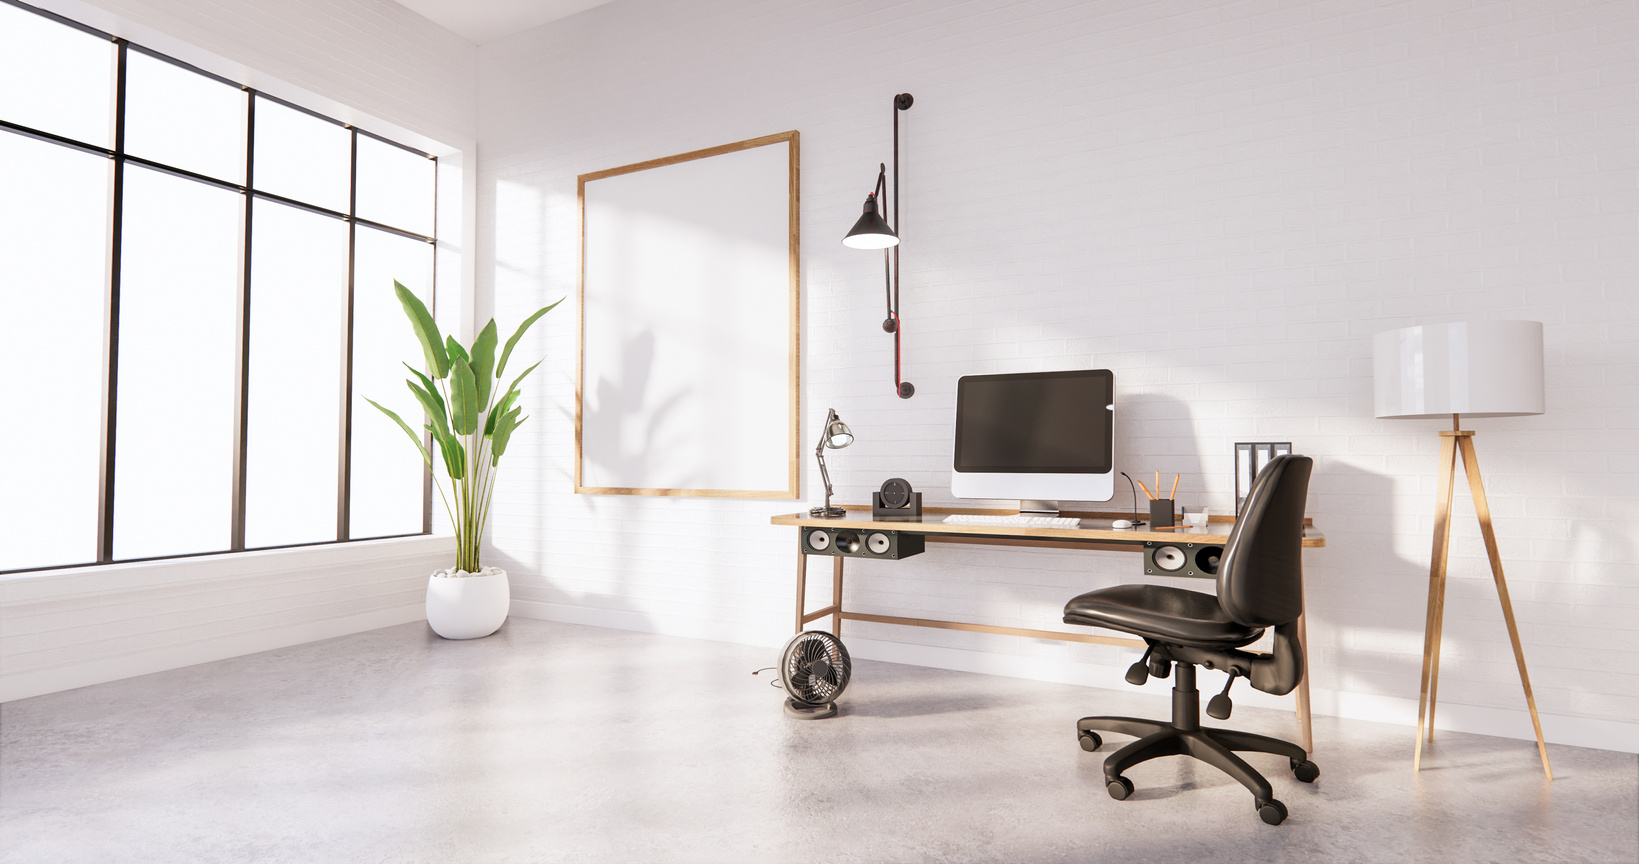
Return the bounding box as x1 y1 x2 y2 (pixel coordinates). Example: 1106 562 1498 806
842 92 915 399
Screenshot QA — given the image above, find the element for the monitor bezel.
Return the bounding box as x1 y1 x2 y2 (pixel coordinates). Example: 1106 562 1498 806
952 369 1115 475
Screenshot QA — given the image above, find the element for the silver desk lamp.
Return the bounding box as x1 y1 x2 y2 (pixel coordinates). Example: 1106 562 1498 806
809 409 854 518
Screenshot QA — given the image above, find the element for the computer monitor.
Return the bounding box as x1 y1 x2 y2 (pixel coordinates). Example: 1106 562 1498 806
950 369 1115 507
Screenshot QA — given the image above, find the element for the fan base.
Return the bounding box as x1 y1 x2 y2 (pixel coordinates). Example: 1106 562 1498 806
784 698 838 720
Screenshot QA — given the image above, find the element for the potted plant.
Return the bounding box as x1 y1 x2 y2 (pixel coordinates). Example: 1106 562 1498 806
367 281 561 639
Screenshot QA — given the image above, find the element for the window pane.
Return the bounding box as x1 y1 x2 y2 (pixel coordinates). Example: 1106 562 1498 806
252 97 349 213
356 135 433 236
113 166 241 559
0 5 115 148
350 227 433 539
0 133 109 570
244 200 348 548
124 51 246 184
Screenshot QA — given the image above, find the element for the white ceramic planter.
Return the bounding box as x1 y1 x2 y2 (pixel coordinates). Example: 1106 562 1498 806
425 567 510 640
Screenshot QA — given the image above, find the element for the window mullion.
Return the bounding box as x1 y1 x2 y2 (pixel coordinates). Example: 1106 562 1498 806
337 127 358 542
229 91 254 551
95 37 127 564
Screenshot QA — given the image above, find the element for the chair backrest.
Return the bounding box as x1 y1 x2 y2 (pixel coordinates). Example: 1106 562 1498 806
1216 454 1313 628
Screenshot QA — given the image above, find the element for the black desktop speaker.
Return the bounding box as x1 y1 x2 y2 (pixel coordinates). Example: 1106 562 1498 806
872 478 922 519
1143 541 1224 578
803 527 925 560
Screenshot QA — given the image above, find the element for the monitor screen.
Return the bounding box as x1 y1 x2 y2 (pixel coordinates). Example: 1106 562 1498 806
950 369 1115 504
954 370 1113 473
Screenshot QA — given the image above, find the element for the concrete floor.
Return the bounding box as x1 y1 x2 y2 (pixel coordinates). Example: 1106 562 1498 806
1 619 1634 864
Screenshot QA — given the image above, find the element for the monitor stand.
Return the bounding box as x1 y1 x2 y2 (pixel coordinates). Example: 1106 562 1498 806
1019 500 1063 517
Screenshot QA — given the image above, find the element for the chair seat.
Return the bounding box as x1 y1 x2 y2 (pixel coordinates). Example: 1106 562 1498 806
1063 584 1263 648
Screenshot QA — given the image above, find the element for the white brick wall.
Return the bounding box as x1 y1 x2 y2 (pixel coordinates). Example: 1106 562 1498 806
479 0 1639 752
0 0 476 702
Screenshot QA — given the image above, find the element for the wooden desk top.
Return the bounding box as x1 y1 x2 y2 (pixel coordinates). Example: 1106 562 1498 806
770 506 1325 548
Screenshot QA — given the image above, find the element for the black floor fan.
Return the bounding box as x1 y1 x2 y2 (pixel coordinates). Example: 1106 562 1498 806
780 631 851 719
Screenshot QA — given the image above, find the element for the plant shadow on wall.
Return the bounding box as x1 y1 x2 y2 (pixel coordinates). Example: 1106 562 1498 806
580 329 693 491
483 326 683 628
366 281 560 640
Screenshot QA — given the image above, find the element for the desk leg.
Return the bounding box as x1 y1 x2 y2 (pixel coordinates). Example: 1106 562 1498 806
1295 612 1313 754
832 557 845 636
794 549 808 634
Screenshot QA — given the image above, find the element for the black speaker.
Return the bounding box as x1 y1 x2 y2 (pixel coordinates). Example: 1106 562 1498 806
802 527 924 560
872 477 923 519
1144 541 1223 578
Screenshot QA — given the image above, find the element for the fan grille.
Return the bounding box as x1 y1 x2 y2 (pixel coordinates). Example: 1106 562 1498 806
781 631 852 705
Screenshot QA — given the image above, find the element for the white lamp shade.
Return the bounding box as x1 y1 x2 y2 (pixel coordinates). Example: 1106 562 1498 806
1373 320 1544 419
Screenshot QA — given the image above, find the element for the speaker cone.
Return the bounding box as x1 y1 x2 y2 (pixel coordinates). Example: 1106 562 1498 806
834 530 861 554
867 532 890 555
1153 545 1186 572
807 530 832 551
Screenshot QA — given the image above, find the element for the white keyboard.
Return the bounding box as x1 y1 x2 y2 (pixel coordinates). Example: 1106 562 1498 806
942 514 1082 529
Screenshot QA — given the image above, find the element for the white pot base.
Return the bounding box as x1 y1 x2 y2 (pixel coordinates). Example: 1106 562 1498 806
425 567 510 639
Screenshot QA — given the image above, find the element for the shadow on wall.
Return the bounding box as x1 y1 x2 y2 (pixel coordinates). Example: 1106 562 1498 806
1303 460 1429 712
580 328 693 491
1109 391 1205 517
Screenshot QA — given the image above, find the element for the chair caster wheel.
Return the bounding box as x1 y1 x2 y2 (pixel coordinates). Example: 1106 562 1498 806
1106 776 1134 801
1078 731 1102 752
1257 798 1288 825
1291 758 1319 783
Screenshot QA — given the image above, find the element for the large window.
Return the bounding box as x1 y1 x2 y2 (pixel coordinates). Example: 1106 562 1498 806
0 0 438 572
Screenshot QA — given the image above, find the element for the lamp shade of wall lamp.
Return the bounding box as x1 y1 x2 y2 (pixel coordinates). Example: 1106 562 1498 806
842 193 898 249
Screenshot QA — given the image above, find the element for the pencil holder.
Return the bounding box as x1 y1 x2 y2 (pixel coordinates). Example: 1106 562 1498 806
1149 498 1175 528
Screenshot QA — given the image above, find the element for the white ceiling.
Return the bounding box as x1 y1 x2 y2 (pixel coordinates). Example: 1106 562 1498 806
396 0 618 44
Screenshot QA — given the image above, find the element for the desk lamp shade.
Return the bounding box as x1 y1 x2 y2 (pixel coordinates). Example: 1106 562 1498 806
1373 320 1544 420
824 419 854 448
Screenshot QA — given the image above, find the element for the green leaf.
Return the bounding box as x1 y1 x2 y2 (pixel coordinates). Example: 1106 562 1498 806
490 409 526 465
394 281 448 379
403 363 446 413
470 320 498 409
431 426 466 480
445 336 469 366
483 359 541 436
449 355 479 435
365 398 433 469
496 298 563 378
485 389 519 437
504 358 542 395
406 380 450 439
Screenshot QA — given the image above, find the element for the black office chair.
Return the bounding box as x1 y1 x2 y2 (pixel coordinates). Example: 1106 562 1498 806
1063 454 1317 825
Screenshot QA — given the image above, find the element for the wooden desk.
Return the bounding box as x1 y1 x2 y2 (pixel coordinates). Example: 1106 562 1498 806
770 506 1326 750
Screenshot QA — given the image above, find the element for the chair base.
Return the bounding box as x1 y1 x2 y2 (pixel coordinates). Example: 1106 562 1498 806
1076 663 1316 824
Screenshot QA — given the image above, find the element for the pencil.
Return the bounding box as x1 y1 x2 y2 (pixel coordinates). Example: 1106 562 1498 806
1155 471 1160 499
1136 479 1155 500
1169 474 1179 500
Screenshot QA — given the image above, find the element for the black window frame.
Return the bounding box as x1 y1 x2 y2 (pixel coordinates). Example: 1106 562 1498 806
0 0 439 575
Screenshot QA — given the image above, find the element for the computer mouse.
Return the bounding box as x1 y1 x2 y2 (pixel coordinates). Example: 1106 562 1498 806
1111 519 1134 529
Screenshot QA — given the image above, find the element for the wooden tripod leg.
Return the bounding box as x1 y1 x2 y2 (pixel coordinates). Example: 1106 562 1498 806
1458 436 1554 781
1295 612 1313 753
832 556 845 636
794 548 808 634
1427 544 1452 743
1415 433 1459 771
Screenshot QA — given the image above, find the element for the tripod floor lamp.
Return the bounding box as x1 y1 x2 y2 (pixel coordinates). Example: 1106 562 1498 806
1373 320 1551 779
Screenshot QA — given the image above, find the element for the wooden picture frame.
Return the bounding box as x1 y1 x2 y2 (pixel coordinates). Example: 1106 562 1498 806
576 131 799 498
